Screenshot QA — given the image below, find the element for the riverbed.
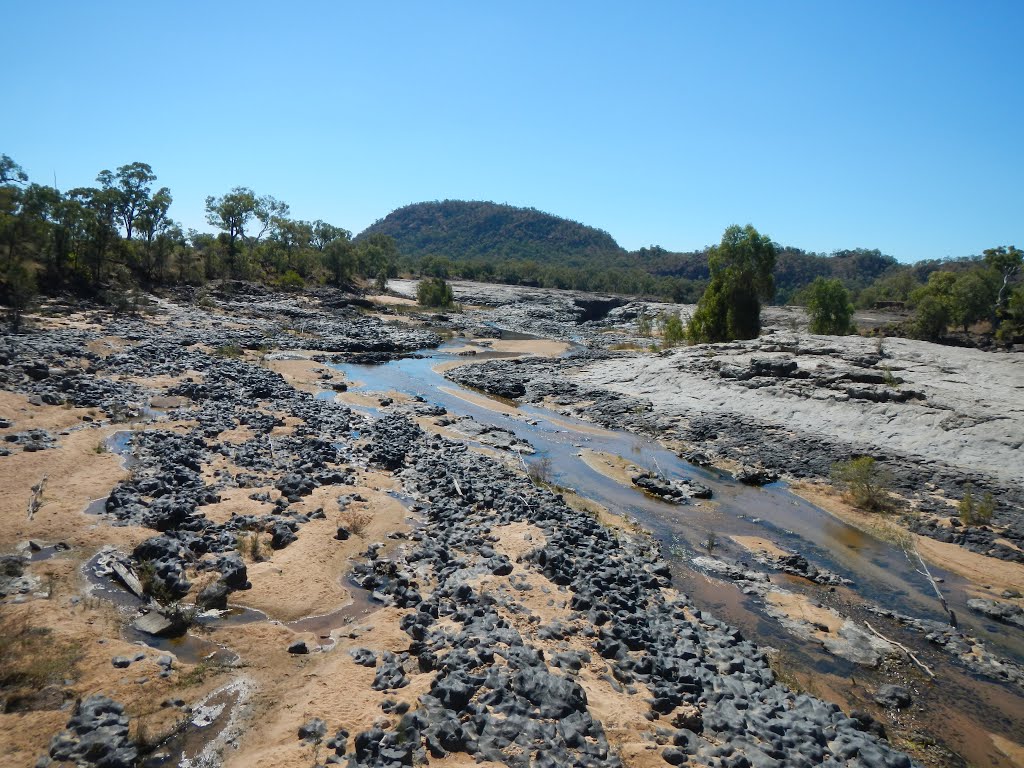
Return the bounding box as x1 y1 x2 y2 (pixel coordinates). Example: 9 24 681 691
328 336 1024 768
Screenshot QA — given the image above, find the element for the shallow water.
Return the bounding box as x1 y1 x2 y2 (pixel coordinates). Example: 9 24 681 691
330 339 1024 765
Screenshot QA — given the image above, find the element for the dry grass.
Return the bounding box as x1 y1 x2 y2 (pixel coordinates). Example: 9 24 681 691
340 509 373 537
0 613 82 707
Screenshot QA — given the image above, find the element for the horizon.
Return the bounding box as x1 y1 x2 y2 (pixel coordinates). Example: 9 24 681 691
6 1 1022 263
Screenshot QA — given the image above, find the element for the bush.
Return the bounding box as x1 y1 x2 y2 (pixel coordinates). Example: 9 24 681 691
417 276 454 308
958 486 995 526
277 269 305 292
910 295 950 341
340 509 373 537
831 457 893 512
637 311 652 338
214 343 244 358
661 312 686 346
804 277 855 335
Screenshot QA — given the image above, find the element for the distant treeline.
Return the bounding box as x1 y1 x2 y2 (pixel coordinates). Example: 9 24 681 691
364 201 1019 322
2 158 1020 343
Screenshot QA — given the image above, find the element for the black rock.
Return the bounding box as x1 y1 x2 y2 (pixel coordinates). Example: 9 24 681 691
874 684 912 709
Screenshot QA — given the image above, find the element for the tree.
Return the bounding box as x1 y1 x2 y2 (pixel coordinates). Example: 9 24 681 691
804 277 855 334
136 187 174 281
323 237 356 286
417 276 454 307
0 154 28 185
911 294 950 341
358 234 399 280
205 188 288 276
3 258 36 331
687 224 776 343
67 185 120 284
831 457 893 512
908 271 960 340
98 162 157 240
983 245 1022 325
949 270 997 333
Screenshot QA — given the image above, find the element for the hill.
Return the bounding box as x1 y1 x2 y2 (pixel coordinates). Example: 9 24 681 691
356 200 626 266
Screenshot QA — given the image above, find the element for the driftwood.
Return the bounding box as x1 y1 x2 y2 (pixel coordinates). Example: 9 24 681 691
865 620 935 678
904 542 957 627
27 475 48 520
110 560 146 601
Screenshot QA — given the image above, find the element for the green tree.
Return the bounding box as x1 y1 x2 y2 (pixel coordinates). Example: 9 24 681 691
997 284 1024 342
911 294 950 340
949 269 997 333
983 245 1022 325
3 258 37 331
416 276 454 307
204 188 288 277
687 224 776 343
358 234 399 280
97 162 160 240
323 238 356 286
135 187 174 281
0 154 28 185
804 277 855 334
67 185 120 284
205 187 256 275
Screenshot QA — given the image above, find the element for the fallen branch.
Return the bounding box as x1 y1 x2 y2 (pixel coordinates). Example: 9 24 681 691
904 541 957 627
865 620 935 678
27 474 48 520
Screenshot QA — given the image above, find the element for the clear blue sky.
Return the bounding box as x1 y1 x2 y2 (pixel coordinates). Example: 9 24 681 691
5 1 1022 262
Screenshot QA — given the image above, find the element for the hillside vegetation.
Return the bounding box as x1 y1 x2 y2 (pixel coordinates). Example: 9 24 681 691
358 200 624 265
2 154 1020 344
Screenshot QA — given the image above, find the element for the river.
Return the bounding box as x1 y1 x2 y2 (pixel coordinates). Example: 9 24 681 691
328 337 1024 768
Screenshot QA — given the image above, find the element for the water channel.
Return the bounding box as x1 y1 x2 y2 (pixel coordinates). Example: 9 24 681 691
330 337 1024 767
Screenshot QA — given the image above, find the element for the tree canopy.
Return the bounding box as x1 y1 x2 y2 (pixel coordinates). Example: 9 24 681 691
687 225 776 343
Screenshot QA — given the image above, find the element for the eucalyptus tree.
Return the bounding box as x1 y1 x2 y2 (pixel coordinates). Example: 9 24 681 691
687 224 776 343
205 187 289 277
97 162 157 240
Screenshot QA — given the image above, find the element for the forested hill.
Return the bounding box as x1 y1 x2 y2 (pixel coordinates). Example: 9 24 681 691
356 200 908 303
356 200 626 265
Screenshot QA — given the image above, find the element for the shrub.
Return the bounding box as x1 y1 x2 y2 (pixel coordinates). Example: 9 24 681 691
340 509 373 537
661 312 686 347
637 311 652 338
417 277 455 308
831 457 893 512
236 532 266 562
958 486 995 526
277 269 305 292
214 343 244 358
804 277 855 335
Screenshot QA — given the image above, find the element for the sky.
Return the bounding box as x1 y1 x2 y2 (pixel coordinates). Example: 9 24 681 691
5 1 1022 262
